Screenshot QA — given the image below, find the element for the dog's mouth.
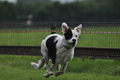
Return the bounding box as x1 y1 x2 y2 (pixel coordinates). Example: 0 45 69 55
68 42 76 47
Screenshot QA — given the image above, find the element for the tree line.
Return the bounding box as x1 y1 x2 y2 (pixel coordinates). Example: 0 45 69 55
0 0 120 23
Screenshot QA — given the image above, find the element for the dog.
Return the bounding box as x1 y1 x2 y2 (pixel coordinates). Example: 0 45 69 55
30 22 82 78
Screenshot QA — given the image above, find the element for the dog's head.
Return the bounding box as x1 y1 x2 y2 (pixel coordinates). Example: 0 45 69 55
61 22 82 47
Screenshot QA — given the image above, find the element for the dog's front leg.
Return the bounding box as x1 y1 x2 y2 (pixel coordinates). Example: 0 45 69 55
44 63 57 78
55 62 68 77
44 68 53 78
43 55 53 78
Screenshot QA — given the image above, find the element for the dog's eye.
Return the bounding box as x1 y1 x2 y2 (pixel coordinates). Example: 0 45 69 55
75 35 78 37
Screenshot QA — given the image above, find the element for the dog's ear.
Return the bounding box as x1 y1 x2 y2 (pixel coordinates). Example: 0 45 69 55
61 22 69 33
74 24 82 34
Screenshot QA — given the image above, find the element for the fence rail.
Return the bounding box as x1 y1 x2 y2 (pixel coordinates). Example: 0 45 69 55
0 46 120 60
0 22 120 29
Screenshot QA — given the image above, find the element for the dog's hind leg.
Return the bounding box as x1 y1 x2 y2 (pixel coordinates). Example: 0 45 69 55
30 58 46 70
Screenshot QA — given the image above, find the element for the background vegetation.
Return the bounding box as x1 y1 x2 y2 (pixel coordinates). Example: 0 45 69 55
0 0 120 22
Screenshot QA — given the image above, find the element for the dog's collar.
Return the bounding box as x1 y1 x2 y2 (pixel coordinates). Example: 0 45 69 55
63 45 71 49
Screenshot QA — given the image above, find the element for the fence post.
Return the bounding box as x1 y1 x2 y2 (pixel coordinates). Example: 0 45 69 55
50 22 56 34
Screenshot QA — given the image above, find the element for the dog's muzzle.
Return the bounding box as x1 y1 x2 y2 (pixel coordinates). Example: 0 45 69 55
69 43 75 47
68 39 76 47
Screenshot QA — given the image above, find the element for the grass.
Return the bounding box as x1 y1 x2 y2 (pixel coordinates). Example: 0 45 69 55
82 26 120 32
0 32 119 48
79 33 120 48
0 32 49 46
0 55 120 80
0 27 119 48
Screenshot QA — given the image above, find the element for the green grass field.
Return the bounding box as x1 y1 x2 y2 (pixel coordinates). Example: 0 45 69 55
0 27 120 48
0 55 120 80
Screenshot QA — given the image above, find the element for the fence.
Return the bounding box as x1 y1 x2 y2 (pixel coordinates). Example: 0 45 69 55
0 22 120 59
0 22 119 48
0 22 120 28
0 46 120 60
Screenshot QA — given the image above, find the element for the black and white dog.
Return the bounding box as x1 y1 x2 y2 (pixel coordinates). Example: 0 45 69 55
31 22 82 77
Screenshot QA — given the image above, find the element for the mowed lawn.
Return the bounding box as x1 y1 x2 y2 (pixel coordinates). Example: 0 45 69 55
0 27 120 48
0 55 120 80
0 32 48 46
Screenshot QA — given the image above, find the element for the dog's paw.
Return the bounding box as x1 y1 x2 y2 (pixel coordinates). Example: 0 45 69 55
44 73 50 78
30 62 34 65
44 72 53 78
55 71 64 77
30 62 38 70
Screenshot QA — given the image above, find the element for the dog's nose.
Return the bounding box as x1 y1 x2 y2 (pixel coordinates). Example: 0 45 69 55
72 39 76 43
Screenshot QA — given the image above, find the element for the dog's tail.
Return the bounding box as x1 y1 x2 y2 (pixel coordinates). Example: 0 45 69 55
31 59 46 70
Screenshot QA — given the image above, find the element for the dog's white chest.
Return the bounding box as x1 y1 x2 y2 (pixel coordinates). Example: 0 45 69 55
56 48 74 63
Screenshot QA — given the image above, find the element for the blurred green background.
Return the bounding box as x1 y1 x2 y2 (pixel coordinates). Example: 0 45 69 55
0 0 120 22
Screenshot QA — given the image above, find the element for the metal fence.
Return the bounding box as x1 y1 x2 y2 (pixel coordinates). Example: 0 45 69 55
0 22 119 48
0 22 119 59
0 22 120 28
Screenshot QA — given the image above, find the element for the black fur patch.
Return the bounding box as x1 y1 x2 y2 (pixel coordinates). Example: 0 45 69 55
46 36 58 64
64 29 73 40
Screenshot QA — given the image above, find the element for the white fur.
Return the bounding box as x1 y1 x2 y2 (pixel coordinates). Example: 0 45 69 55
31 22 82 77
